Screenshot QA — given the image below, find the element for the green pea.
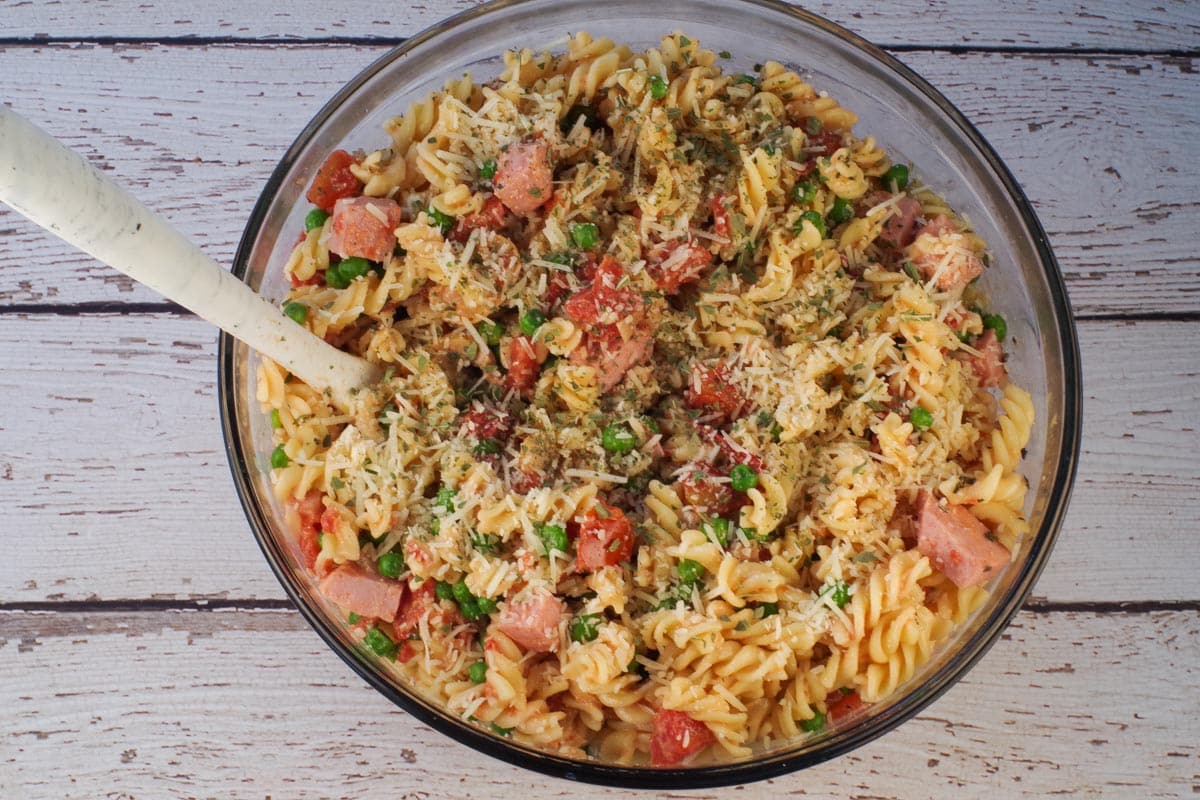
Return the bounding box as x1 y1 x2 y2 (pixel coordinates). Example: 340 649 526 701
729 464 758 492
451 579 473 606
909 405 934 432
544 251 576 269
648 74 669 100
570 613 602 643
435 487 457 513
982 313 1008 341
269 444 289 469
538 523 569 555
347 612 361 624
519 308 547 336
474 438 502 456
364 626 397 658
324 262 347 289
797 210 826 239
327 257 370 289
827 196 854 226
805 116 823 135
476 319 504 347
468 660 488 684
704 518 730 548
434 580 454 602
800 709 826 733
571 222 600 249
475 596 498 615
269 409 282 430
478 159 497 180
458 597 482 621
304 208 329 232
426 205 455 235
791 181 816 205
758 602 779 618
377 552 404 579
677 559 705 585
283 301 307 325
883 163 910 192
600 423 637 453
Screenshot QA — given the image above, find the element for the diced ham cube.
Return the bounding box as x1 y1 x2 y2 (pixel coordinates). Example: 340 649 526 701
327 196 405 263
392 579 436 642
876 195 923 249
915 490 1010 588
319 563 406 622
965 328 1007 388
678 463 739 516
494 138 554 215
495 589 564 653
649 709 714 767
569 317 655 392
905 215 985 291
563 256 655 392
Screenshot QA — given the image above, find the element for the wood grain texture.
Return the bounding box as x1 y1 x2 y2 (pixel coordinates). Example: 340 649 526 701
2 0 1198 51
0 45 1198 315
0 313 1196 604
1 607 1195 798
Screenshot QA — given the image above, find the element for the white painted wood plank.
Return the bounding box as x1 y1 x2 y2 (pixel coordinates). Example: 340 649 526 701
0 45 1196 315
0 313 1196 604
0 608 1194 797
3 0 1198 51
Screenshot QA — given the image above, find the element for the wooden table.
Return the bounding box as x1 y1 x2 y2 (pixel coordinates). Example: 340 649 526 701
2 2 1197 797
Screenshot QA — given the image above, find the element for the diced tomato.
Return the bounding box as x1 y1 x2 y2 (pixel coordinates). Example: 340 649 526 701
495 589 564 653
649 709 714 767
306 149 362 213
392 579 436 642
710 193 733 239
327 196 404 263
289 271 322 289
678 464 739 516
510 468 544 496
290 490 325 569
808 129 843 158
964 329 1007 388
915 490 1010 588
685 364 746 422
503 335 545 397
494 138 554 215
648 239 713 294
450 195 510 243
574 502 635 572
826 689 864 722
694 423 767 472
460 403 514 443
543 270 573 310
562 256 642 326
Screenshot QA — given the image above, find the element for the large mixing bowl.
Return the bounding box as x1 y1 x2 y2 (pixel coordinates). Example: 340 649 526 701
218 0 1081 787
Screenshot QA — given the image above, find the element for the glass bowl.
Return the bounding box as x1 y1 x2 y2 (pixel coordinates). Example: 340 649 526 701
218 0 1081 787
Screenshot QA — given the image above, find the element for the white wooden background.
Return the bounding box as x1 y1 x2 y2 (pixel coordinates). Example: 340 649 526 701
1 2 1198 797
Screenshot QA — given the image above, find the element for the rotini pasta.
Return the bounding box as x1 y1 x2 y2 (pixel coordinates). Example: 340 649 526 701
263 31 1035 768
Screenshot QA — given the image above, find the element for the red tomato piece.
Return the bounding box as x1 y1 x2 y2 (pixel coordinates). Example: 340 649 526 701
678 464 739 516
291 490 325 570
561 256 642 325
306 149 362 213
460 403 514 443
392 579 436 642
685 364 746 422
826 690 865 723
575 501 635 572
649 709 714 767
710 193 732 239
450 195 510 243
649 239 713 294
503 335 545 397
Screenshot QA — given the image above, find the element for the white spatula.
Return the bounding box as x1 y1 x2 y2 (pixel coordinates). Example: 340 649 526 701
0 107 381 410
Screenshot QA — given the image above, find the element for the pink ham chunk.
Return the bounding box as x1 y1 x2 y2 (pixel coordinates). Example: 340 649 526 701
327 196 404 262
495 589 564 653
964 328 1007 388
877 195 923 249
318 563 406 622
915 491 1010 588
493 138 554 215
905 215 985 291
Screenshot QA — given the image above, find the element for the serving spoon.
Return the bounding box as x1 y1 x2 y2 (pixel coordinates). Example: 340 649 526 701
0 107 382 410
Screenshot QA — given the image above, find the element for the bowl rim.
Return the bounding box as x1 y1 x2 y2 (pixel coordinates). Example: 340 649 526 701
218 0 1083 787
